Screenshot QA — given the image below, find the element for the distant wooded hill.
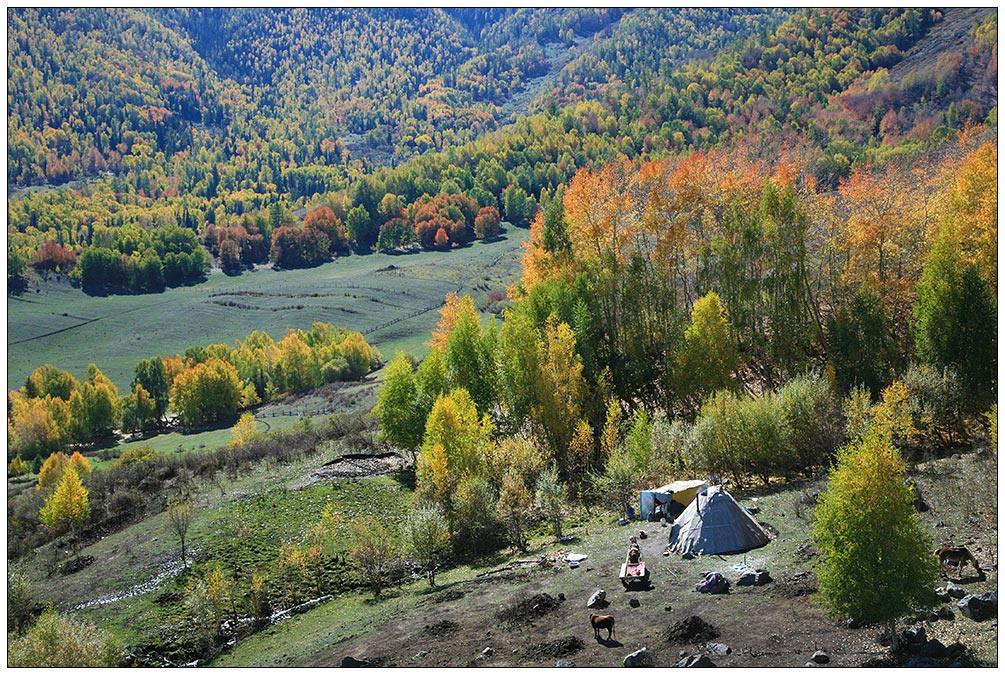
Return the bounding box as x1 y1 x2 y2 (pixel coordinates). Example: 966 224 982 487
7 8 996 291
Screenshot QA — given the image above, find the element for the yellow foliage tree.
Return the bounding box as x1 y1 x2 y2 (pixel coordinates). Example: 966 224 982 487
532 318 586 470
39 467 90 545
428 292 478 351
229 412 259 449
945 141 997 291
36 452 70 492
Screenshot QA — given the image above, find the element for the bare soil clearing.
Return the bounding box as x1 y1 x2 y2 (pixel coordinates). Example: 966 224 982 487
288 454 996 668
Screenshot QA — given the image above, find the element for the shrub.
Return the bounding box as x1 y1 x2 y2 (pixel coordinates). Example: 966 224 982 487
348 517 397 598
776 373 843 477
7 607 124 667
450 474 498 556
902 364 965 448
402 504 451 586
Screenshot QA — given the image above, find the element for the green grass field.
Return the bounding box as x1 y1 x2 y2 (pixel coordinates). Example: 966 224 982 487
7 229 528 392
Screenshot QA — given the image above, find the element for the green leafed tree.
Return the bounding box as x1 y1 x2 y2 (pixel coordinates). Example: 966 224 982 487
132 356 171 422
676 291 737 416
914 230 997 415
374 352 424 458
811 430 938 646
444 302 498 415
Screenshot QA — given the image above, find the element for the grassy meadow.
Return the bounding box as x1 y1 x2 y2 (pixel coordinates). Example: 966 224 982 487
7 228 528 393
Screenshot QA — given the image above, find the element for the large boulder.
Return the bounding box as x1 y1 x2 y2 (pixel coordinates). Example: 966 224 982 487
587 589 607 608
957 591 997 622
624 647 652 667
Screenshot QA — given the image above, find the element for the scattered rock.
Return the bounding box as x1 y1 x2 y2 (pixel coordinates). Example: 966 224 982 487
414 651 428 659
706 642 731 657
674 655 716 668
935 605 955 621
810 650 829 664
556 661 575 667
804 662 817 667
340 656 370 667
624 647 652 667
900 625 927 648
482 647 494 657
946 582 967 599
629 598 641 608
587 589 607 608
737 569 773 586
665 605 673 612
957 591 997 622
557 593 566 602
951 453 960 460
846 617 862 630
935 521 946 528
918 639 948 658
665 615 719 643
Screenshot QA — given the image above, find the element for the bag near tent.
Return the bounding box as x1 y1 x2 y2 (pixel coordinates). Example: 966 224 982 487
666 485 770 557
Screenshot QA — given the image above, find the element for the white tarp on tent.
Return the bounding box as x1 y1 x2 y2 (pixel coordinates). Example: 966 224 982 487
667 485 770 557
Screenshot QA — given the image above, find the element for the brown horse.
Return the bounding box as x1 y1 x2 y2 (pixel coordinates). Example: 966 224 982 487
934 546 982 577
590 613 616 641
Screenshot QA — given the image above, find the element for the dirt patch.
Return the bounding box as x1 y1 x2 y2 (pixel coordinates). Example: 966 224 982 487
496 592 563 628
664 615 719 644
432 589 466 604
773 571 818 598
423 620 459 637
60 555 94 575
527 636 584 659
794 542 819 563
155 591 182 606
309 452 408 481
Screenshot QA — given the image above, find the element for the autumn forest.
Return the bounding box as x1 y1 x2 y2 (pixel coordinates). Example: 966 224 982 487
6 7 998 669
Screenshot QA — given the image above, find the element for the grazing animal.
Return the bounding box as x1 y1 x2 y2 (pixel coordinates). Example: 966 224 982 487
590 613 616 641
934 546 982 577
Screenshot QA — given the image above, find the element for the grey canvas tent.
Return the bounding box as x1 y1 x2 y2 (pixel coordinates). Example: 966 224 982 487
666 485 770 557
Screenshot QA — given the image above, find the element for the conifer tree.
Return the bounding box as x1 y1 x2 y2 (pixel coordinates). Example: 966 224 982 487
812 430 937 647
